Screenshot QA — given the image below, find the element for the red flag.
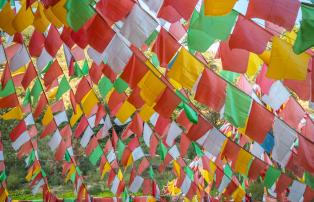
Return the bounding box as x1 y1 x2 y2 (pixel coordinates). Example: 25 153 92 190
120 55 148 89
0 94 19 109
138 157 149 175
152 28 180 67
301 116 314 142
246 101 274 144
70 90 77 113
40 121 57 139
51 100 65 113
89 63 104 84
219 39 249 73
43 60 63 87
71 23 90 49
229 16 272 54
256 64 274 95
75 77 91 103
108 91 127 115
9 121 27 142
1 64 11 89
275 174 292 194
74 116 88 138
85 137 99 156
45 26 62 57
55 141 67 161
176 110 193 131
278 98 305 129
284 72 311 101
87 14 114 53
102 64 117 82
304 187 314 202
180 134 191 157
186 115 212 141
29 30 45 57
127 87 145 109
111 128 119 150
195 69 227 112
246 0 300 31
13 33 24 44
21 63 37 89
296 135 314 174
154 116 171 137
34 94 48 119
95 104 106 127
129 113 143 137
157 0 198 23
96 0 134 25
60 27 75 49
154 88 181 118
149 134 158 156
248 158 267 180
220 140 240 162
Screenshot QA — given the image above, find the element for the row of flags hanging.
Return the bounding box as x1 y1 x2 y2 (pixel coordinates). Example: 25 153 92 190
0 0 314 201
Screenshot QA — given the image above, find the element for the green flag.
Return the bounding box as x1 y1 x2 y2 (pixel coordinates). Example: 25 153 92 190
117 139 125 161
293 3 314 54
65 0 95 32
89 145 103 166
192 142 204 157
23 88 31 106
219 70 240 83
158 141 168 161
145 30 159 46
224 164 233 178
41 60 53 75
114 77 128 93
74 63 83 78
56 76 71 100
31 78 43 104
224 84 252 128
149 165 154 179
65 150 71 162
182 103 198 124
264 166 281 189
305 172 314 189
27 150 36 167
0 79 15 97
0 0 6 9
0 171 6 183
98 76 113 97
81 60 89 76
187 7 238 52
184 167 194 180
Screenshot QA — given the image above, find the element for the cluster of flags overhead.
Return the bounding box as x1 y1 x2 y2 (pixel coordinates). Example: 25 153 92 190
0 0 314 201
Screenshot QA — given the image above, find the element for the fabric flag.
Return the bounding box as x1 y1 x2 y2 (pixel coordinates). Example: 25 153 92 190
120 55 148 89
12 4 34 33
115 101 136 124
168 48 204 90
157 0 198 23
186 115 212 141
275 174 293 194
187 8 238 52
288 181 306 202
267 36 310 80
1 106 24 120
45 25 62 57
0 79 14 97
43 60 63 87
89 145 103 166
293 3 314 54
234 149 253 176
218 39 250 73
246 0 300 31
86 14 114 53
81 90 98 116
0 3 16 35
65 0 95 32
120 5 158 48
154 88 180 118
229 16 272 54
21 63 37 89
129 176 144 193
204 0 237 16
10 121 31 151
138 71 166 106
96 0 134 25
262 81 290 111
245 101 274 144
98 76 113 98
195 69 226 112
248 158 267 181
152 28 180 67
165 122 182 147
272 118 297 167
48 130 62 152
224 85 252 128
9 45 30 71
278 98 305 129
31 78 43 104
56 76 70 100
29 30 45 58
264 166 281 189
33 3 50 33
296 135 314 174
202 128 226 157
104 35 133 74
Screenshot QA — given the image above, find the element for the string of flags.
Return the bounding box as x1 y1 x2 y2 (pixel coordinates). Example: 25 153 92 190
0 0 313 201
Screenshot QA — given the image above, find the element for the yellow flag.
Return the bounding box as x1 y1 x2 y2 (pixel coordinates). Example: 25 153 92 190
0 3 16 35
267 36 310 80
70 104 83 126
12 5 34 33
48 87 58 99
173 160 181 177
33 3 50 33
258 49 271 65
0 189 8 202
1 107 24 120
139 104 155 122
204 0 237 16
168 48 204 90
234 149 253 176
115 101 136 124
101 162 111 179
65 164 76 182
42 106 53 126
246 53 263 79
117 169 123 181
43 7 63 28
232 186 246 202
81 90 98 116
138 71 166 106
126 153 133 167
51 0 68 26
